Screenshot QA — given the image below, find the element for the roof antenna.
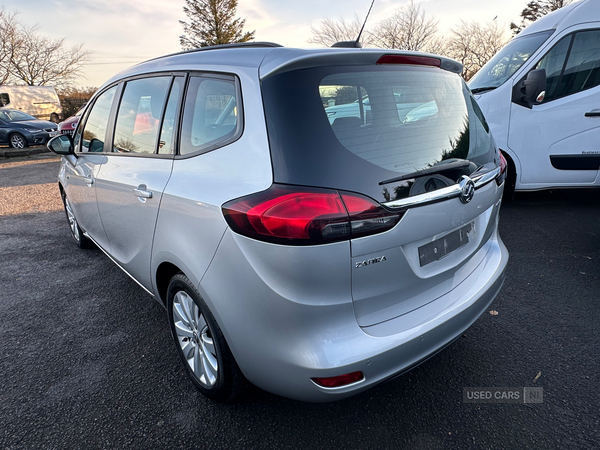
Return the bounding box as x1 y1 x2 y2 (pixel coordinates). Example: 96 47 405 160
332 0 376 48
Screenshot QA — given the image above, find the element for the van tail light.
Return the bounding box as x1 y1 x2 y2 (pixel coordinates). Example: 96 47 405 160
497 152 508 186
222 184 403 245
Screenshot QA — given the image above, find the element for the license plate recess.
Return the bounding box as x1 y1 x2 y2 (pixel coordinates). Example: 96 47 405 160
418 222 474 267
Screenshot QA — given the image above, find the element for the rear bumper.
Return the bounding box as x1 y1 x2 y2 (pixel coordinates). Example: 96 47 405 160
199 229 508 402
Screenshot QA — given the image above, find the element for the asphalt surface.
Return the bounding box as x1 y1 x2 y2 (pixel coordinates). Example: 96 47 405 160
1 154 598 449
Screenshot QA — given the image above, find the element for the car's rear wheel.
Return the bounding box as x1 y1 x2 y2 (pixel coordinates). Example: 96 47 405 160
9 133 27 149
61 191 92 248
167 274 246 402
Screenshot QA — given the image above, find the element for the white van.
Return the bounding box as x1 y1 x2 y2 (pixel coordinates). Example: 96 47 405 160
469 0 600 196
0 85 63 123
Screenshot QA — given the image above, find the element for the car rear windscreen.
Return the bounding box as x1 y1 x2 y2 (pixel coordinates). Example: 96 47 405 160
261 64 496 203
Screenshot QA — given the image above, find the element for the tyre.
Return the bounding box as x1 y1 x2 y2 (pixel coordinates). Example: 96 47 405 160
9 133 27 149
50 113 59 123
167 274 246 401
61 191 93 248
502 151 516 201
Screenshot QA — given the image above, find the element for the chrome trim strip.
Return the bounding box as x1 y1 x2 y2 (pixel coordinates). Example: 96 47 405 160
383 167 501 210
82 232 155 298
473 167 501 188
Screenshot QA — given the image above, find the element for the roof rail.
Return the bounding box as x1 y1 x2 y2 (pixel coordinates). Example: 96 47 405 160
144 42 283 64
183 42 283 54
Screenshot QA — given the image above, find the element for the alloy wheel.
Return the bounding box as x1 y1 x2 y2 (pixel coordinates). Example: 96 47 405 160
10 134 25 149
172 290 218 387
64 197 81 243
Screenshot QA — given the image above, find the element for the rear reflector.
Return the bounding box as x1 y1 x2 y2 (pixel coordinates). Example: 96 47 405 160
311 371 364 388
222 184 403 245
376 55 441 67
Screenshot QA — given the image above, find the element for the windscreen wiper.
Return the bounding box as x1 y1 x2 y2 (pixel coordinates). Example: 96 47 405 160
379 160 473 185
471 86 498 94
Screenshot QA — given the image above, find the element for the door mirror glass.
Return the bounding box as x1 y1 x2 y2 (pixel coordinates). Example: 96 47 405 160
512 68 547 108
47 134 74 155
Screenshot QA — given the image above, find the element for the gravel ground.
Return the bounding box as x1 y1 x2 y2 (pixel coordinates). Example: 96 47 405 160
0 155 63 216
0 154 599 449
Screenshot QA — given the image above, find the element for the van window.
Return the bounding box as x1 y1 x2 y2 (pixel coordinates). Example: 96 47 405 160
469 30 554 92
560 30 600 97
535 35 571 101
0 93 9 107
78 86 117 153
113 77 171 154
535 29 600 102
179 76 240 156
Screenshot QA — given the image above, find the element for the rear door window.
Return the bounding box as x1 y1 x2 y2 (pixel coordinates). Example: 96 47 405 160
158 77 185 155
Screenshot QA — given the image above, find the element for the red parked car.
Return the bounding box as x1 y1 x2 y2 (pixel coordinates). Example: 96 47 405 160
58 104 86 136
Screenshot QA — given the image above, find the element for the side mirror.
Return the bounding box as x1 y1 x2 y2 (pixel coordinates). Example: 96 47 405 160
47 134 74 155
512 68 547 108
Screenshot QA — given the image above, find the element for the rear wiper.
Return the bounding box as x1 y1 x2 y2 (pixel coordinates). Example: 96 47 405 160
379 160 473 185
471 86 498 94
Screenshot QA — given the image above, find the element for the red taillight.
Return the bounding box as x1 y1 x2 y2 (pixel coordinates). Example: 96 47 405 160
312 371 364 388
497 152 508 186
222 184 403 245
376 55 441 67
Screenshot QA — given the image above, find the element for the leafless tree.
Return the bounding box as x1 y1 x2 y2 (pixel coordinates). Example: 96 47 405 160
444 20 510 80
0 9 20 84
421 35 448 56
0 9 90 88
371 0 438 51
308 15 373 47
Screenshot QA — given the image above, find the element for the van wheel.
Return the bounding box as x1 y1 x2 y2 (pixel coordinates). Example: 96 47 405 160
167 274 246 402
61 191 92 248
502 151 516 201
50 113 59 123
9 133 27 149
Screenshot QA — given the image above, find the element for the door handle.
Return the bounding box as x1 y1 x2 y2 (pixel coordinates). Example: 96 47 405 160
84 177 94 186
133 185 153 199
585 110 600 117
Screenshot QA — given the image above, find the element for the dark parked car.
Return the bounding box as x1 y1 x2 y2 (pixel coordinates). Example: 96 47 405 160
0 108 59 148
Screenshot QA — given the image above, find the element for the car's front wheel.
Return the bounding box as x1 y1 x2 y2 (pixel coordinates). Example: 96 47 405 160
9 133 27 149
167 274 246 402
61 191 92 248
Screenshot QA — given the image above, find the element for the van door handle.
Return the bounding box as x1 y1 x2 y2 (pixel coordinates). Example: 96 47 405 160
585 110 600 117
84 177 94 186
133 185 153 199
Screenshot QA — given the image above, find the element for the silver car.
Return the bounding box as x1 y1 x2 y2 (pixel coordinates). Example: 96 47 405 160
48 44 509 402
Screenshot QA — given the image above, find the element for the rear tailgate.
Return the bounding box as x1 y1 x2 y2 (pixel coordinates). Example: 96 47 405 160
260 51 504 327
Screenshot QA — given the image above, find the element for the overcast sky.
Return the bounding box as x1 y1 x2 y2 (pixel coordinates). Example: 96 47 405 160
12 0 531 87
